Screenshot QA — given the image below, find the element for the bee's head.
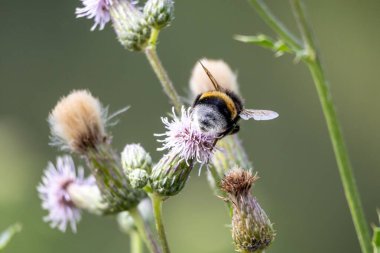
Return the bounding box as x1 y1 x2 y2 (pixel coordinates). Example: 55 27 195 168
191 104 228 135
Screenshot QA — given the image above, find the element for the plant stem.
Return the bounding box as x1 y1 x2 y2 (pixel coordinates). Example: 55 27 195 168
130 230 143 253
248 0 302 51
129 207 162 253
151 193 171 253
289 2 371 252
144 32 182 114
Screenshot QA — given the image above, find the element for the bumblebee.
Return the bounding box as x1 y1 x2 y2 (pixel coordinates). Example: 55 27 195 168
191 62 278 138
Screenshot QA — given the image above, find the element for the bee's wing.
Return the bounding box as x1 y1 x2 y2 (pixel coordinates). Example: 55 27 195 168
240 109 279 121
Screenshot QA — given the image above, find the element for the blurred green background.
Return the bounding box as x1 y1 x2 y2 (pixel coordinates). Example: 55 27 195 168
0 0 379 252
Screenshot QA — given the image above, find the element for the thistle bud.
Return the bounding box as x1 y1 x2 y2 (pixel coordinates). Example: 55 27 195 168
128 169 149 189
121 144 152 174
109 0 151 51
150 152 193 197
143 0 174 30
220 168 275 252
189 59 240 97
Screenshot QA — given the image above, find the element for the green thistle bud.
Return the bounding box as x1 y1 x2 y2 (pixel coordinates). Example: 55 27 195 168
109 0 151 51
220 168 275 252
128 169 149 189
87 143 147 214
143 0 174 30
150 152 193 197
121 143 152 174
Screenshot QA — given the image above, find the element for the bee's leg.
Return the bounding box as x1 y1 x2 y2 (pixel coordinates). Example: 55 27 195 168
229 124 240 135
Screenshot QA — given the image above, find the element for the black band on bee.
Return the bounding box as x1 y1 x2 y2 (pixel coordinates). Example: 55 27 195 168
195 95 233 124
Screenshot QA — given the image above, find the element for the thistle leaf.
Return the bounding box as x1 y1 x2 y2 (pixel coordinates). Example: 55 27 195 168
234 34 275 49
234 34 292 56
0 223 22 250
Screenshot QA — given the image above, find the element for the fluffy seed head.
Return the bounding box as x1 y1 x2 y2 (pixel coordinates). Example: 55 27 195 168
76 0 111 31
156 107 218 166
189 58 239 97
48 90 107 154
37 156 93 232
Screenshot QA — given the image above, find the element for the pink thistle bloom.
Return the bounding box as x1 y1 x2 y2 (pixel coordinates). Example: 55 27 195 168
76 0 111 31
37 156 93 232
156 107 218 166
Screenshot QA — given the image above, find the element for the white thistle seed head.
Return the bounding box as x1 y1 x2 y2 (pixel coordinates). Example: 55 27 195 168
48 90 107 154
189 58 240 97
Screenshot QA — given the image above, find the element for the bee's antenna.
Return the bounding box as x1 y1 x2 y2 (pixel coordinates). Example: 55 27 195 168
199 61 222 91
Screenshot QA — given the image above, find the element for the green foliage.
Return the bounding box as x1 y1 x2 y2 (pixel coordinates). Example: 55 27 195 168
234 34 291 56
373 211 380 253
0 223 22 251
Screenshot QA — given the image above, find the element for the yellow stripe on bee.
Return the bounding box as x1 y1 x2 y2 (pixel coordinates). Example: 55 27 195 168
199 91 238 119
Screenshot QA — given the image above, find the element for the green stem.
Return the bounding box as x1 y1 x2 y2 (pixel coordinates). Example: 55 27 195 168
144 35 182 114
248 0 302 52
291 2 371 251
129 207 162 253
130 230 143 253
151 193 171 253
248 1 371 251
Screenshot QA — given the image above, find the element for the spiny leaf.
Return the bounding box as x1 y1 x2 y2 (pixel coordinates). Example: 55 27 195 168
0 223 22 250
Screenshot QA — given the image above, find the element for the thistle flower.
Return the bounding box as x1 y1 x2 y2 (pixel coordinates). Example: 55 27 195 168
121 143 152 174
76 0 111 31
189 58 240 97
143 0 174 29
156 107 218 166
37 156 96 232
220 168 275 252
48 90 107 154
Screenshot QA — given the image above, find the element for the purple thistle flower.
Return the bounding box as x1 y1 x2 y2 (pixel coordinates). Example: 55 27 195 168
156 107 218 166
37 156 93 232
76 0 111 31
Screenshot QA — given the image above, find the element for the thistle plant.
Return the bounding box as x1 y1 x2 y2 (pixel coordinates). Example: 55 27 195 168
221 168 275 252
35 1 377 253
